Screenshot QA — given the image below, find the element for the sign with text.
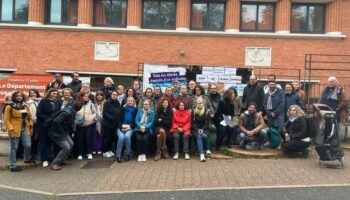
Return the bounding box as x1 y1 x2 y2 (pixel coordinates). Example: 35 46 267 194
0 74 53 103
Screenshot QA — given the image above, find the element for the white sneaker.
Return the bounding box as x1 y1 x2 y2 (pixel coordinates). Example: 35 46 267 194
92 151 96 155
138 155 142 162
77 156 83 160
97 151 102 155
42 161 49 168
185 153 190 160
87 154 93 160
142 154 147 162
206 150 212 155
109 151 115 157
173 152 179 160
103 152 112 158
200 154 206 162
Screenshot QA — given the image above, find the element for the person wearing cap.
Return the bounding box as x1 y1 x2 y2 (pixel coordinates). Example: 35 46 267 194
172 80 181 98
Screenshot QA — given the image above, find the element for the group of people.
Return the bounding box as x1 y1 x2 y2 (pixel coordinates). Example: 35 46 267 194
3 71 347 172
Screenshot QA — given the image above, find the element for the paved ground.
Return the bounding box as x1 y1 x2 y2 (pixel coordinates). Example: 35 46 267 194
0 148 349 195
1 187 350 200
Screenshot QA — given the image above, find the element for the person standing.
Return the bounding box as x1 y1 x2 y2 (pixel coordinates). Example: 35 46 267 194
319 76 348 122
67 72 82 98
263 81 285 148
153 86 163 106
116 85 125 105
122 88 139 107
134 100 155 162
153 99 172 161
61 88 74 110
4 92 33 172
46 73 66 92
242 75 264 112
27 89 41 159
132 79 143 100
176 85 191 109
138 88 156 111
102 90 121 158
284 83 304 119
172 80 181 97
92 91 106 155
159 87 177 109
101 77 115 100
187 80 196 96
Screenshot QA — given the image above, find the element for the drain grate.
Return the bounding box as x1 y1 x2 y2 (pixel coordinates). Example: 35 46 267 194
81 160 115 169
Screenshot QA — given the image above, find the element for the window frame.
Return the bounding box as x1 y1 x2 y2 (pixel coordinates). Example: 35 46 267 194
290 3 326 34
0 0 29 23
190 0 226 31
141 0 177 30
93 0 128 27
239 2 276 32
45 0 78 26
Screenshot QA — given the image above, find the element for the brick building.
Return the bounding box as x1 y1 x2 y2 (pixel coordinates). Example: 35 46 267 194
0 0 349 94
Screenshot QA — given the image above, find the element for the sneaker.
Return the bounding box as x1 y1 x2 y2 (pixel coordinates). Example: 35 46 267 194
137 155 142 162
108 151 115 157
185 153 190 160
173 152 179 160
10 166 23 172
103 152 112 158
97 151 102 155
206 150 212 155
42 161 49 168
87 154 93 160
77 156 83 160
200 154 206 162
142 154 147 162
92 151 97 155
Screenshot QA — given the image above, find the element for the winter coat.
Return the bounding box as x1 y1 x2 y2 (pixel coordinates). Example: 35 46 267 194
27 99 39 122
263 88 285 127
46 81 67 92
118 106 138 130
101 86 115 100
190 95 214 115
154 107 173 133
284 92 304 116
36 99 62 135
239 111 265 134
192 109 211 133
214 99 235 124
171 109 192 136
208 93 222 113
135 109 155 134
4 104 33 138
121 95 139 107
102 98 121 129
46 106 75 141
76 100 96 127
242 83 264 111
319 86 348 123
283 117 308 140
67 80 82 97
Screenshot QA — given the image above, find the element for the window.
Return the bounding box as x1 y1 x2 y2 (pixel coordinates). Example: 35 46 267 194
0 0 28 23
240 2 275 32
191 0 225 31
142 0 176 29
94 0 127 27
46 0 78 25
291 4 325 33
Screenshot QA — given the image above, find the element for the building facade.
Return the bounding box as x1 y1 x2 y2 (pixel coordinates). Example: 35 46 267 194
0 0 349 91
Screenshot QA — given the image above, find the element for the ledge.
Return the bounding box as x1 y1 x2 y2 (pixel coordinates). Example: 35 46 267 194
0 23 346 40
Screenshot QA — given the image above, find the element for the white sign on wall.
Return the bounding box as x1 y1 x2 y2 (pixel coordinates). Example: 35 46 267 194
94 41 120 61
245 47 271 66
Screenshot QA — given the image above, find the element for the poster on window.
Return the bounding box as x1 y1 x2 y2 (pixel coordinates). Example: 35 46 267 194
143 64 187 90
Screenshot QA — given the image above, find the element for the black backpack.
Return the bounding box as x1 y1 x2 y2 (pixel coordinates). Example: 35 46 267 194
304 115 318 137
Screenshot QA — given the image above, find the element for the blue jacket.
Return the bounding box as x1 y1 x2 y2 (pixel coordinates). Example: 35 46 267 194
263 88 285 127
135 109 155 134
285 92 304 114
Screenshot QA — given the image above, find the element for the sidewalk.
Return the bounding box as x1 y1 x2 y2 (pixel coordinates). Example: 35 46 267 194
0 148 349 195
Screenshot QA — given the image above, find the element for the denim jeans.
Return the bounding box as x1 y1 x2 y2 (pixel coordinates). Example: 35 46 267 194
195 132 208 154
9 129 31 168
239 129 267 145
116 129 133 158
51 136 74 165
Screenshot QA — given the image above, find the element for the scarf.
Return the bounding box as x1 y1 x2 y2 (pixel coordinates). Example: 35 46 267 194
289 116 298 123
117 94 125 105
124 106 135 124
267 88 277 110
194 107 205 117
140 109 149 125
9 101 25 110
327 86 340 101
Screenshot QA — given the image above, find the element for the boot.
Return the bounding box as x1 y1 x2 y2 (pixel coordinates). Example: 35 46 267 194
162 146 170 159
154 151 161 161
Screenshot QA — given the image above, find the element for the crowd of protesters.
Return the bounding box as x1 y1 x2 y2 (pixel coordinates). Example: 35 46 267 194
2 72 347 172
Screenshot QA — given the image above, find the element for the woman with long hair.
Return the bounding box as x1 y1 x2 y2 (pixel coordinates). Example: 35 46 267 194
4 92 33 172
116 85 125 105
153 99 172 161
75 91 96 160
138 87 156 110
92 91 106 155
37 88 62 167
27 89 41 159
116 97 137 163
122 88 139 107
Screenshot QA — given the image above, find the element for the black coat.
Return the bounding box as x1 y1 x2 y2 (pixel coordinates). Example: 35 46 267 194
284 117 308 140
36 99 62 134
154 107 173 131
242 83 264 111
67 80 82 97
118 106 138 129
192 109 211 132
47 106 75 141
214 99 235 124
46 81 67 92
208 93 221 113
102 98 121 129
101 86 115 100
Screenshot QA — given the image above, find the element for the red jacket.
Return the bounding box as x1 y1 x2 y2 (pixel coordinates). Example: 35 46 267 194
171 109 192 136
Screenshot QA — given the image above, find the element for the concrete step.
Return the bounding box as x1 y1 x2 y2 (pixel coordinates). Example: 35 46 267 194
206 151 233 160
226 146 280 159
0 157 40 170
